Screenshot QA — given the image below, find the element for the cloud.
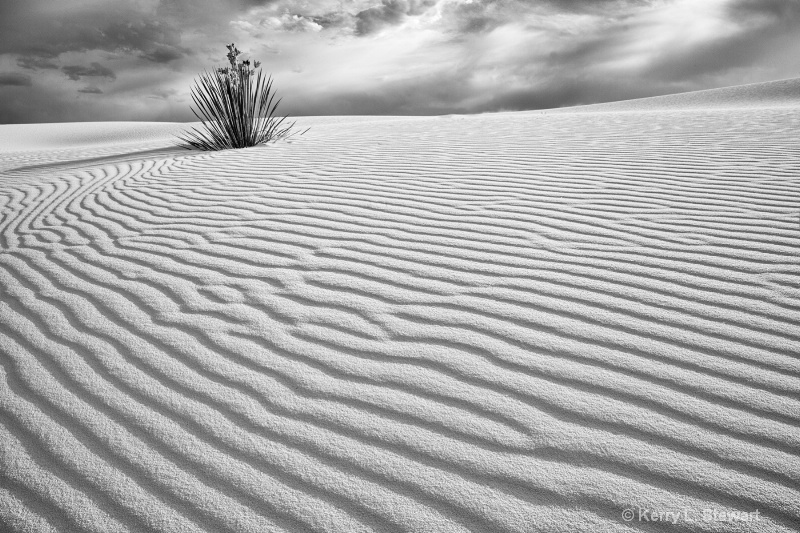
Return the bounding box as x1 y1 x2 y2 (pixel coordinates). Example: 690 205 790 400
275 14 324 32
78 86 103 94
0 72 33 86
16 55 60 70
355 0 436 35
280 0 800 115
440 1 504 34
146 88 179 100
62 62 117 81
1 0 800 123
727 0 800 19
140 44 187 63
251 14 323 33
568 0 800 85
0 2 188 66
309 11 349 30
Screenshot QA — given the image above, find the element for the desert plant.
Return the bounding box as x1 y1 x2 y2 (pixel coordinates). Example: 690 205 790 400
177 43 305 150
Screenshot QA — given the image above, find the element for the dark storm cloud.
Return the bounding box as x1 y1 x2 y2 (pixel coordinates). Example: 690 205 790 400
94 20 182 55
62 62 116 81
17 55 60 70
2 0 800 123
0 72 33 86
0 2 188 64
355 0 436 35
644 32 768 82
78 86 103 94
727 0 800 18
442 1 503 34
140 44 187 63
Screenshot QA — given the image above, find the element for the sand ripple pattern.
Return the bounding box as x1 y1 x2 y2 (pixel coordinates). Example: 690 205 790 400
1 106 799 533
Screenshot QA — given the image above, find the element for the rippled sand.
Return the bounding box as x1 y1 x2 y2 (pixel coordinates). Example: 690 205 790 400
1 79 799 533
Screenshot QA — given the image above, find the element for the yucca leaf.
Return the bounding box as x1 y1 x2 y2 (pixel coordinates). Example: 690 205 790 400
176 47 303 151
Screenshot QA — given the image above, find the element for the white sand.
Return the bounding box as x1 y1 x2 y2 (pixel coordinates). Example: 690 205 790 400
1 79 799 533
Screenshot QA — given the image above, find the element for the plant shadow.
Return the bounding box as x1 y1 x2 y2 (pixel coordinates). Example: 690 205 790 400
2 146 192 177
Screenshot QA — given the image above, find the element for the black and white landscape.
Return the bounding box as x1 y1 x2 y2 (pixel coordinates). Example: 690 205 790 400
1 1 800 532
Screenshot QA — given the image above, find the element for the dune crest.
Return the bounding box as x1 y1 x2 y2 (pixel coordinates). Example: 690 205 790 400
1 82 799 532
557 76 800 113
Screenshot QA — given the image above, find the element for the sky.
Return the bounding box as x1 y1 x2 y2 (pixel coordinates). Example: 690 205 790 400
1 0 799 123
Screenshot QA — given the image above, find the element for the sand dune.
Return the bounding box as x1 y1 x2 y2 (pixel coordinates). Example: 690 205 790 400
1 79 799 532
556 77 800 113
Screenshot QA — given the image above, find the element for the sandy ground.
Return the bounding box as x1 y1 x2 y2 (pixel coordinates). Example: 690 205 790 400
1 78 799 533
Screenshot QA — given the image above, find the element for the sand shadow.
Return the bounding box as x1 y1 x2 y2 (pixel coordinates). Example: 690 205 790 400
2 145 194 176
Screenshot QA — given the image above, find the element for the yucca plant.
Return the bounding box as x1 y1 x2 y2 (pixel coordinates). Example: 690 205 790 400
177 44 304 150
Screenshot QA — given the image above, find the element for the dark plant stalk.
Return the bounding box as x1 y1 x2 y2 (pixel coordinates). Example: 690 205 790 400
177 45 306 151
